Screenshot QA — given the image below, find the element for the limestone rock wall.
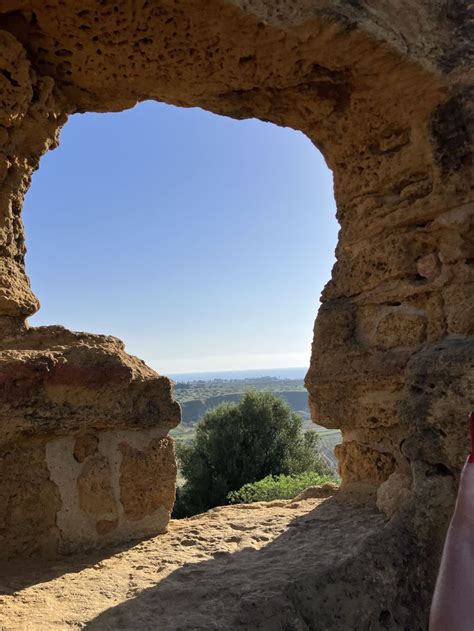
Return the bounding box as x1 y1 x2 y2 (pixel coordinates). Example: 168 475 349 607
0 326 179 558
0 0 472 625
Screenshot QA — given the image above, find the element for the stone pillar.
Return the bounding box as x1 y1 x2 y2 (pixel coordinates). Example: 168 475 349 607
0 26 182 559
0 29 66 331
305 79 473 574
0 327 180 559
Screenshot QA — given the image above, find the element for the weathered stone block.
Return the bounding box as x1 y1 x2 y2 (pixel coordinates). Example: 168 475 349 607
73 433 99 463
0 441 61 558
335 440 396 485
119 437 176 522
374 309 426 349
77 455 118 519
0 328 180 559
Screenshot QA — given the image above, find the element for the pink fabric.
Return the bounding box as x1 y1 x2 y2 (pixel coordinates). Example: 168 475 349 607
469 411 474 464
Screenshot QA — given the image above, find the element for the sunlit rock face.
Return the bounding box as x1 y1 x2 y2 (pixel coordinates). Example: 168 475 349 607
0 326 179 556
0 1 472 626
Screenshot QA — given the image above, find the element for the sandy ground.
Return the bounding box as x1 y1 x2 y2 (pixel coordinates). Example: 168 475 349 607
0 491 384 630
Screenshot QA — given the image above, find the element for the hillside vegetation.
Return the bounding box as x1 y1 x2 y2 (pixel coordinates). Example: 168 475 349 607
227 472 335 504
173 391 333 517
171 377 341 472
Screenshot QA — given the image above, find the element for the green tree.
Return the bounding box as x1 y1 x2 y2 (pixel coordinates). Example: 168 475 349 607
173 390 330 517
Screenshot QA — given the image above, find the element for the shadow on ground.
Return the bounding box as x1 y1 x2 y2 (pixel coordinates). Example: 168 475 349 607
0 489 436 630
0 537 145 595
82 493 419 631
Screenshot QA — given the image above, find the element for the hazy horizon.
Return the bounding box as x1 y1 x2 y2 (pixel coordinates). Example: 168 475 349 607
147 351 310 375
168 366 308 382
24 101 338 374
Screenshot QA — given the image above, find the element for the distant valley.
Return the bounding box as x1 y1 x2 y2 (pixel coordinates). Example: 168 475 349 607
171 376 341 471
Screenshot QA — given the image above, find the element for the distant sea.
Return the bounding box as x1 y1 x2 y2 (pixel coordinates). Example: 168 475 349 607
169 367 308 382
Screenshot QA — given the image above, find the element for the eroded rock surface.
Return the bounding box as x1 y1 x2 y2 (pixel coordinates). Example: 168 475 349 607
0 326 179 557
0 0 472 626
0 490 422 631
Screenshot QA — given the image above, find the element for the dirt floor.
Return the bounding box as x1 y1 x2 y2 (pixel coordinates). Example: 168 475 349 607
0 490 385 630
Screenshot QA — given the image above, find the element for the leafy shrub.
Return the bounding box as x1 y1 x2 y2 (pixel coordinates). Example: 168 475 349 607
173 390 332 517
227 471 335 504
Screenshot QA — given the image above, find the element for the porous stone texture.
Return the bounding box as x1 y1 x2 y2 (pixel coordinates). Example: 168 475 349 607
0 326 180 557
0 491 398 630
0 486 459 630
0 0 472 627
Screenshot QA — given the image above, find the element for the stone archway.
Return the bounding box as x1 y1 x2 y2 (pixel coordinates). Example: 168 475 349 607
0 1 472 626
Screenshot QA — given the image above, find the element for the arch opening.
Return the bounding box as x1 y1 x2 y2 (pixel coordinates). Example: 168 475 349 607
24 101 338 378
23 100 342 511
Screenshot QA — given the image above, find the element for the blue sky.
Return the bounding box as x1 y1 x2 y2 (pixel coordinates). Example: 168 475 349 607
23 101 338 374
